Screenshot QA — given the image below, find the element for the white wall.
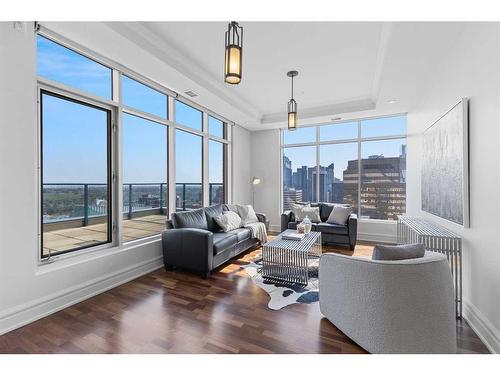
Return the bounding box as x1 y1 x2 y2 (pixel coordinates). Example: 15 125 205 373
406 23 500 353
249 129 397 239
251 129 282 232
0 22 252 335
231 125 252 205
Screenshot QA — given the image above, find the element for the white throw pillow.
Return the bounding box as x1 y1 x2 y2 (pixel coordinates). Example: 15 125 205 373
290 202 310 220
213 211 242 232
237 204 259 225
326 205 351 225
299 207 321 223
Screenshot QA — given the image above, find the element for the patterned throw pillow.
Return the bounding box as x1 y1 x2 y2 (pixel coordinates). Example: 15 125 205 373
291 203 321 223
237 204 259 225
299 207 321 223
213 211 242 232
290 202 310 220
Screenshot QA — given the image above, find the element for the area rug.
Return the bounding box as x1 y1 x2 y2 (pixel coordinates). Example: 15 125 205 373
241 254 319 310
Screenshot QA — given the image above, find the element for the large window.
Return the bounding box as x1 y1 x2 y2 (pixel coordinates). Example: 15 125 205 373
122 113 168 242
37 28 231 259
41 91 112 257
175 129 203 211
282 115 406 221
37 35 112 99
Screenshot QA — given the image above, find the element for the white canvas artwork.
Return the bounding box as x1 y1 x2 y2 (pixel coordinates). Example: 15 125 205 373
421 99 469 227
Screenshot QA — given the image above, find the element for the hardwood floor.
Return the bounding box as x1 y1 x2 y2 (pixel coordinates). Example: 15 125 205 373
0 242 490 354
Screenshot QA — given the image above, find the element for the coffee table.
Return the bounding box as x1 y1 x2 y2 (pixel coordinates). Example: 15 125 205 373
262 229 322 286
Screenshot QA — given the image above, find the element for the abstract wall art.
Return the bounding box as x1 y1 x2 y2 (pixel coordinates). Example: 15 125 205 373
421 98 469 227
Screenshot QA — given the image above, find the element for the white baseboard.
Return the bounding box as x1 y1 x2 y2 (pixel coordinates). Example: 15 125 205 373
0 256 163 336
463 301 500 353
358 232 396 243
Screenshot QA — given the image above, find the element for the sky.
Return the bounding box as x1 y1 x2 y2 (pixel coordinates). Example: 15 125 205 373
38 35 223 185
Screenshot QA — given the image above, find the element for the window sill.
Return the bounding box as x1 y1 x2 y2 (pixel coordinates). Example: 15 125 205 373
36 234 161 275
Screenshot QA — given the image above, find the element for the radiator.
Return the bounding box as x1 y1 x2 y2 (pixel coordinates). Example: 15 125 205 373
397 215 462 318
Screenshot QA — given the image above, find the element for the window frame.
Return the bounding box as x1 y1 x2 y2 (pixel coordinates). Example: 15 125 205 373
36 25 233 262
38 85 117 260
280 114 407 222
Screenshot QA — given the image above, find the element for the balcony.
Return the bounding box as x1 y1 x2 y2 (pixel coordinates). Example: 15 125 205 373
42 182 224 256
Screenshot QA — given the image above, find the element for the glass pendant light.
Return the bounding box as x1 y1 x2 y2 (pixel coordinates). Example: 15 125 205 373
224 22 243 84
287 70 298 130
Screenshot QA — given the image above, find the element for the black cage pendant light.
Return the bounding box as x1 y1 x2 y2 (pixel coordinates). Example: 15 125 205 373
224 21 243 84
287 70 299 130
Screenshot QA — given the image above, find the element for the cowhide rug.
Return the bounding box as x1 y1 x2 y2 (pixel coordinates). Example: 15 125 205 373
241 254 319 310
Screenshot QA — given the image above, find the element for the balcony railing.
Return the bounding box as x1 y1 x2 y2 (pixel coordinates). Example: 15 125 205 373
42 182 224 226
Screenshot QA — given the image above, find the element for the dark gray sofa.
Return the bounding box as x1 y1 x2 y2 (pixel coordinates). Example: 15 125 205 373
281 202 357 250
162 204 268 278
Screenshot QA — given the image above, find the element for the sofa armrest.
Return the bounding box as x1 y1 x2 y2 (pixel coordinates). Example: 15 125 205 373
347 213 358 250
256 212 267 223
281 210 293 232
256 213 270 231
161 228 214 273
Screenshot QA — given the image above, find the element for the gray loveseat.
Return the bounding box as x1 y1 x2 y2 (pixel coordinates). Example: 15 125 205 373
162 204 268 278
281 202 357 249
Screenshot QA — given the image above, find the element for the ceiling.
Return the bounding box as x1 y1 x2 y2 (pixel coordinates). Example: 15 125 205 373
106 22 467 131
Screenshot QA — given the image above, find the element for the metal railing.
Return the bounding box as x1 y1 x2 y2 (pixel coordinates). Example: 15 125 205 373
42 182 225 225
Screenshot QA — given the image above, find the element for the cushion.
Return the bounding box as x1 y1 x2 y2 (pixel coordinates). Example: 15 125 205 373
223 204 239 213
171 208 208 230
290 202 309 219
326 205 351 225
372 243 426 261
315 222 349 235
237 204 259 225
204 204 224 232
213 232 238 255
213 211 242 232
296 206 321 223
320 203 351 222
230 228 252 242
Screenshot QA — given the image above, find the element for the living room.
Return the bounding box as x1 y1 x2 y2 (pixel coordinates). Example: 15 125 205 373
1 1 500 372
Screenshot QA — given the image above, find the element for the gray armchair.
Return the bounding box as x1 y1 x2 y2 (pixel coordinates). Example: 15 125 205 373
319 251 457 353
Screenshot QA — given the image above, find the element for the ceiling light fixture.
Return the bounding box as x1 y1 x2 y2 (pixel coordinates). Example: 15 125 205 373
387 99 397 104
224 21 243 85
287 70 299 131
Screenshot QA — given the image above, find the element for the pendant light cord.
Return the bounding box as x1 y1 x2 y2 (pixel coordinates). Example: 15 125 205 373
291 75 294 100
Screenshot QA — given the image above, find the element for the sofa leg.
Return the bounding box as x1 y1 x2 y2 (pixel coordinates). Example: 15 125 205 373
202 271 210 279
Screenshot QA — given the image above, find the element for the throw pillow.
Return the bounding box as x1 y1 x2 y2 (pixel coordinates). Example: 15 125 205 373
290 202 310 220
237 204 259 225
213 211 242 232
372 243 426 261
300 207 321 223
326 205 351 225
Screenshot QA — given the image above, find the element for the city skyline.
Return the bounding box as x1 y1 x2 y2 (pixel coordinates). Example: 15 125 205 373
283 144 407 219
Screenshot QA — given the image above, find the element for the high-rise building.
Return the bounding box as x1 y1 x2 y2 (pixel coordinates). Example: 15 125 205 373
283 188 303 210
283 155 292 188
342 154 406 220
